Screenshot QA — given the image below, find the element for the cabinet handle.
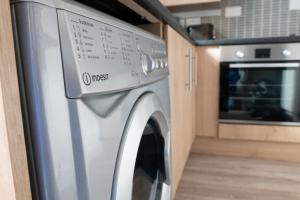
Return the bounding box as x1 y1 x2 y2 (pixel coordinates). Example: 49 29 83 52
185 49 190 91
185 53 189 87
185 48 192 91
193 54 198 86
189 49 193 91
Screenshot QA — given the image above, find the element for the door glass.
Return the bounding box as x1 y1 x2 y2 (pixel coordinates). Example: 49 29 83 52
132 119 166 200
220 65 300 122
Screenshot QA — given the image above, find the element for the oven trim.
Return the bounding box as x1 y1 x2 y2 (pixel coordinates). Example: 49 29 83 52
229 62 300 68
219 119 300 127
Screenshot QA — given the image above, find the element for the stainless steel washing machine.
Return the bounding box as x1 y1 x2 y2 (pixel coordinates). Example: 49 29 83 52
11 0 171 199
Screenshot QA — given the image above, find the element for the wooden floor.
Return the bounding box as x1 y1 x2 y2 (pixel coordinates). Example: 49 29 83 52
174 154 300 200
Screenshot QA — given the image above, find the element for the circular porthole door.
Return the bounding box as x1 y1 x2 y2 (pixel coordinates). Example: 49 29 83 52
112 93 171 200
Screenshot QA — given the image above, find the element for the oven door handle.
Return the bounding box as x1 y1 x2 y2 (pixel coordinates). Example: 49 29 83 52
229 63 300 68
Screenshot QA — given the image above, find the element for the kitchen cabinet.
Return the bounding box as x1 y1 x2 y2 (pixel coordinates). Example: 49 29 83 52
165 25 196 197
196 46 220 137
0 0 32 199
160 0 220 7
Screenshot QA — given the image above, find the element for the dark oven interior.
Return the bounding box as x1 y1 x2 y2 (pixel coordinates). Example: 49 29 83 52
219 61 300 124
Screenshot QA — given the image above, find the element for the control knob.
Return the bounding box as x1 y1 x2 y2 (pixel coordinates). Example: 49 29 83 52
155 59 160 69
163 58 168 68
141 53 154 75
157 59 164 69
159 59 164 68
235 50 245 58
282 49 292 57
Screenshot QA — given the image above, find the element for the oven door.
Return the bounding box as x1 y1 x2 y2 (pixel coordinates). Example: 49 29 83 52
220 62 300 124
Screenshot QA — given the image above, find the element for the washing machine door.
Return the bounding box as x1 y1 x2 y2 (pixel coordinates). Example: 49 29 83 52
112 93 171 200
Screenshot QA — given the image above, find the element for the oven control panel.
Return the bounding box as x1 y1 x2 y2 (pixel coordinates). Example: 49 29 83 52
221 43 300 62
255 48 271 58
57 10 167 98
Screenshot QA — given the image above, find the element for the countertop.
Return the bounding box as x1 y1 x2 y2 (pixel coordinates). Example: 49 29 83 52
194 36 300 46
135 0 300 46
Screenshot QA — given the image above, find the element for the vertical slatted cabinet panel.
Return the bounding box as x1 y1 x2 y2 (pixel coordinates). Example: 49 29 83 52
0 0 32 199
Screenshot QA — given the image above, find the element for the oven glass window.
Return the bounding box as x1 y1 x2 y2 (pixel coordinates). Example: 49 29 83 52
132 119 166 200
220 63 300 123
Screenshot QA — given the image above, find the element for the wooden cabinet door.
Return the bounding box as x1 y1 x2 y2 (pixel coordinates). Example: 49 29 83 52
184 43 197 153
165 25 196 197
166 26 186 196
191 46 197 138
196 46 220 137
192 47 197 135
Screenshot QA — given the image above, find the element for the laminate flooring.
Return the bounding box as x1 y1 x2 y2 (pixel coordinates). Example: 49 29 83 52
174 154 300 200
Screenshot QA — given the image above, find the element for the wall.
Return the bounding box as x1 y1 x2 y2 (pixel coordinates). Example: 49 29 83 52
174 0 300 39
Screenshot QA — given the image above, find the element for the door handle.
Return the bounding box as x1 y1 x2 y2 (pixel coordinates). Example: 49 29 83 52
185 48 192 91
192 54 198 86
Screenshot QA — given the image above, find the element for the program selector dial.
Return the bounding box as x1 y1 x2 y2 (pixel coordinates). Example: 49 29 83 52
141 53 154 75
156 59 161 69
163 59 168 68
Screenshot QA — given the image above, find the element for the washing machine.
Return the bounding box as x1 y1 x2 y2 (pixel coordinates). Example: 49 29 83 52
11 0 171 199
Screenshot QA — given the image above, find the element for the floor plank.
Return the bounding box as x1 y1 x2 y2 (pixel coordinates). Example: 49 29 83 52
174 154 300 200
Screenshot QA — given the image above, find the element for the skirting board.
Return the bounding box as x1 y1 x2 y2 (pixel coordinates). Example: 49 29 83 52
192 137 300 162
219 123 300 143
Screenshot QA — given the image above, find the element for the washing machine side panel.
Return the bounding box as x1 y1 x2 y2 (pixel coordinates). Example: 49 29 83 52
146 78 172 192
153 78 171 124
145 78 171 128
12 3 78 200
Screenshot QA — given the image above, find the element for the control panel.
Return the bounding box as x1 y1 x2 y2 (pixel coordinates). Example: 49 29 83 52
136 35 168 86
57 10 168 98
255 48 271 58
221 43 300 62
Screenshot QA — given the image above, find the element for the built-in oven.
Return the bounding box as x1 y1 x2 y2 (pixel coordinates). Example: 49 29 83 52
220 43 300 125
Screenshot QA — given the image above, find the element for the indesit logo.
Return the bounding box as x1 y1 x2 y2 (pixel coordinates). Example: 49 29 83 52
82 72 109 86
82 72 92 86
